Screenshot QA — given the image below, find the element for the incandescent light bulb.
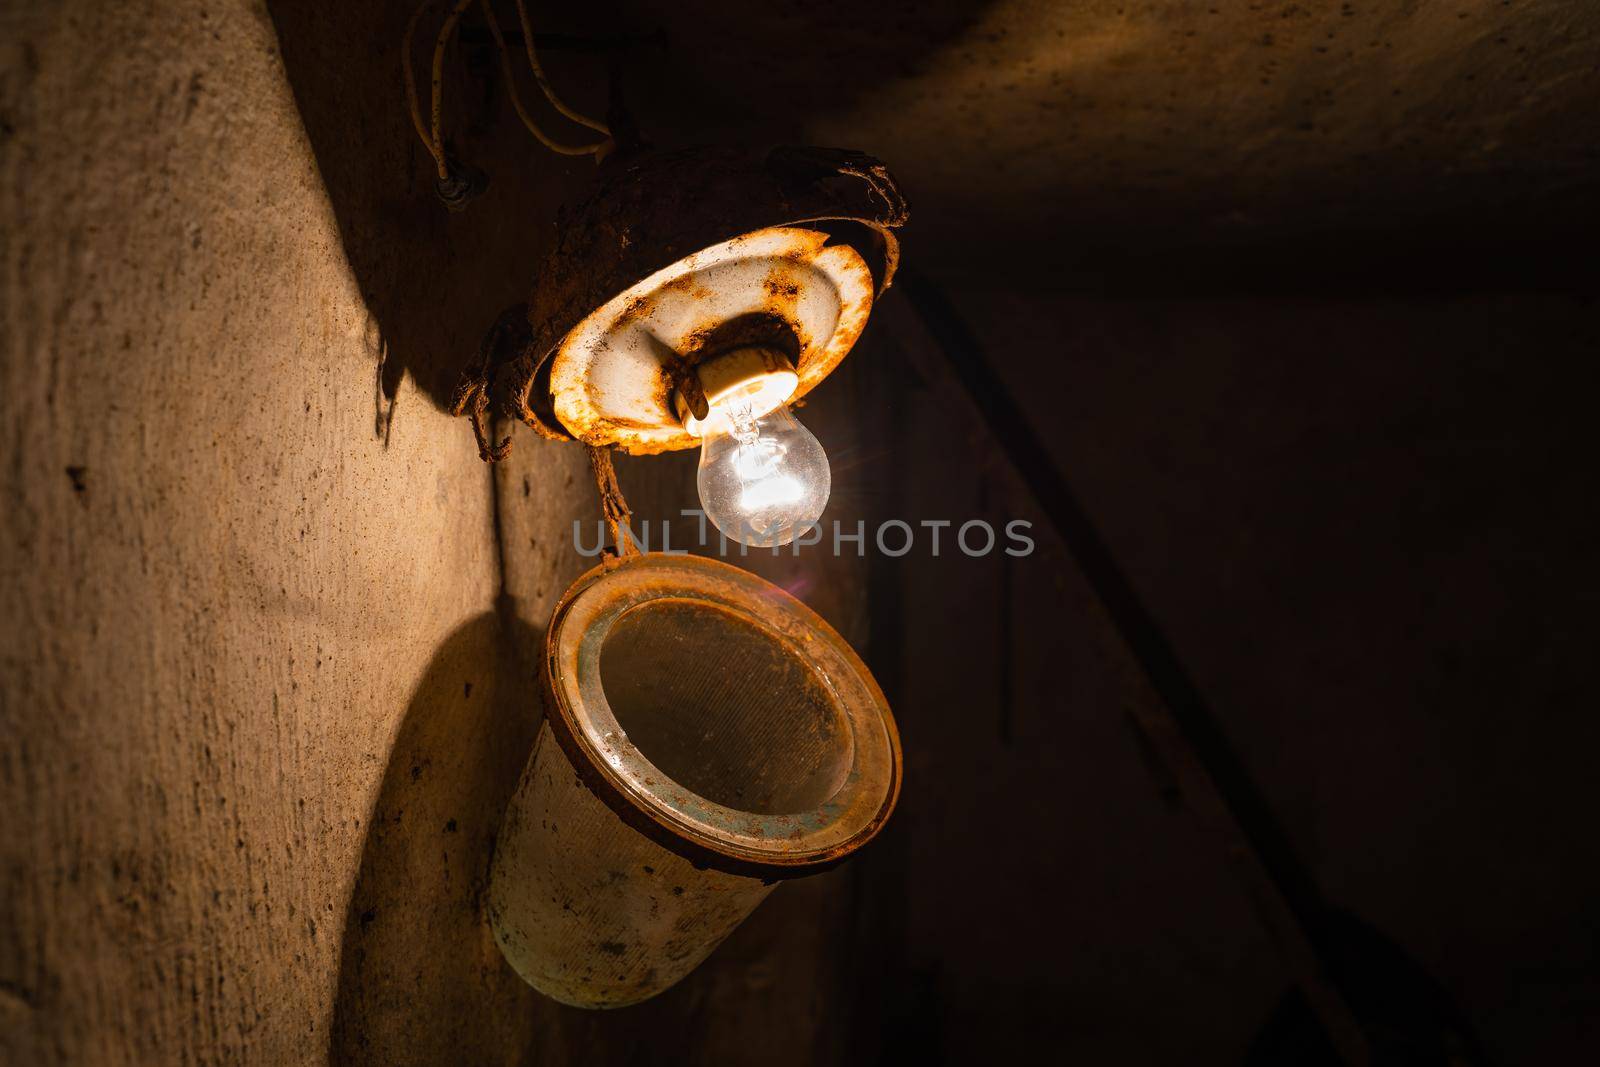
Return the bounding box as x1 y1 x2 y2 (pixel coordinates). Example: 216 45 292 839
696 398 830 547
678 347 830 547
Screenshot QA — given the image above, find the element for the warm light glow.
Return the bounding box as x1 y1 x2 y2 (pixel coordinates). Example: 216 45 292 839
695 397 830 547
683 369 799 438
740 473 805 512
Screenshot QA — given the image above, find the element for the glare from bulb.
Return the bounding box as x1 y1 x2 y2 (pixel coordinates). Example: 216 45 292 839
696 397 830 547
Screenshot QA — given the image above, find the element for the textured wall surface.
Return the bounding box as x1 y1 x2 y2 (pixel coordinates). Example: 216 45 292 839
0 1 514 1062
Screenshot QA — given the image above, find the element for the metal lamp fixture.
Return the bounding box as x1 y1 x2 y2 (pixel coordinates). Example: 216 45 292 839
448 144 910 1008
452 143 907 544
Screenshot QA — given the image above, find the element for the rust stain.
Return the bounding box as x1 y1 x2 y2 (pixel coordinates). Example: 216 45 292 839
761 265 802 305
617 292 655 325
658 272 714 302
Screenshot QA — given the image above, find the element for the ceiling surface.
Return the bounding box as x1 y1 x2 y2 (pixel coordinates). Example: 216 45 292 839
548 0 1600 284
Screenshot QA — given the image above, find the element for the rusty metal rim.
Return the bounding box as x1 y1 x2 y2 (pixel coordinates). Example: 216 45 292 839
540 552 902 880
455 146 907 457
547 227 875 455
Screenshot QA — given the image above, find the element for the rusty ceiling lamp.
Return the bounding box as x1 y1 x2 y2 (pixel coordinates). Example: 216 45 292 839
450 144 908 1008
453 143 906 545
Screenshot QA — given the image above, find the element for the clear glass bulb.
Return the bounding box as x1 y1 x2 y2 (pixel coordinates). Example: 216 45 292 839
696 397 830 547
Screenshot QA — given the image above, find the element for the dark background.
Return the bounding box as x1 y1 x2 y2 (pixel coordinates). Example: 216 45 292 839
265 1 1600 1063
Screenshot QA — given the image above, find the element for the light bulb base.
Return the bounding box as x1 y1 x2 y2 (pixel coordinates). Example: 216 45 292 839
675 347 799 437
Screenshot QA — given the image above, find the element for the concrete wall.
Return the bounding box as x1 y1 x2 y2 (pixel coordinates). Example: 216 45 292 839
0 1 524 1061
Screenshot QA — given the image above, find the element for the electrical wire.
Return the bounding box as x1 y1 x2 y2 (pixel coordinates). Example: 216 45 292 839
430 0 478 176
479 0 609 157
512 0 610 137
404 0 611 175
403 1 449 179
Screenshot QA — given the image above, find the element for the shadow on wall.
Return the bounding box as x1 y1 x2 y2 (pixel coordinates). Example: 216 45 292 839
326 594 872 1067
329 605 544 1065
264 0 590 426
